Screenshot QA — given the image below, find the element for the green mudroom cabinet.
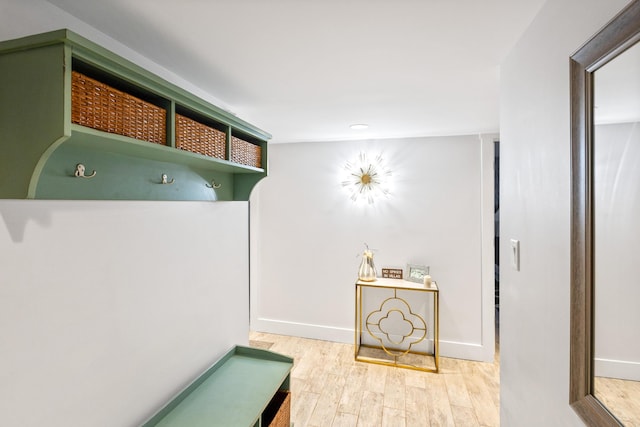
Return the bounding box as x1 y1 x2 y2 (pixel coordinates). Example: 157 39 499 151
0 29 270 201
141 346 294 427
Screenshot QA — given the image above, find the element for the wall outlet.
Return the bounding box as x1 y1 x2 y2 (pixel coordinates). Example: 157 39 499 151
510 239 520 271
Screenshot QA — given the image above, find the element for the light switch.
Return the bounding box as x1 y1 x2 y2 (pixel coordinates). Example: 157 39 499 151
510 239 520 271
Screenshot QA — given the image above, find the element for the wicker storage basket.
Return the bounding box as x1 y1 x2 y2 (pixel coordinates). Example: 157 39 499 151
71 71 166 145
231 136 262 168
262 390 290 427
175 114 226 159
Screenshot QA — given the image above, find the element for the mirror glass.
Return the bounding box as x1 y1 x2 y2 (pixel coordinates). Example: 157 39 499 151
593 40 640 425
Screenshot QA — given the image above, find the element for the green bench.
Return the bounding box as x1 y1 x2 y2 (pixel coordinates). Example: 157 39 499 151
141 346 293 427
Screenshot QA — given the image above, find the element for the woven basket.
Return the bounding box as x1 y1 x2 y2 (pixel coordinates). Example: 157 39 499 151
175 114 226 159
231 136 262 168
262 390 290 427
71 71 166 145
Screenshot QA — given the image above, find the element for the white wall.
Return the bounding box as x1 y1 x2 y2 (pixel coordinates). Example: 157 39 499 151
594 122 640 381
0 201 250 426
250 134 496 362
0 2 252 426
500 0 630 425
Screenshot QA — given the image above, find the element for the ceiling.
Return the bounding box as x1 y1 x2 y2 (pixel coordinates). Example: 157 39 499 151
46 0 546 143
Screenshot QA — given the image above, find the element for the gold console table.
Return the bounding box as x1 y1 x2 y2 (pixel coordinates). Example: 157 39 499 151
355 277 439 373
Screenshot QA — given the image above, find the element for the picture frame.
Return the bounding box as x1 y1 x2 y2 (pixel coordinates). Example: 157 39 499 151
405 264 430 283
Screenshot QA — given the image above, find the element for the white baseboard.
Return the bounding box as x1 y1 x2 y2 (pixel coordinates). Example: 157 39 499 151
594 357 640 381
251 317 353 343
252 317 494 362
440 340 493 362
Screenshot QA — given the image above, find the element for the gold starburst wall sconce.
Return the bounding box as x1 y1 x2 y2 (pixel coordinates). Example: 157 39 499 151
341 152 392 204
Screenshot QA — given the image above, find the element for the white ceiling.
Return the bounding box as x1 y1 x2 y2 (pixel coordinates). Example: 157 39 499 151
46 0 546 143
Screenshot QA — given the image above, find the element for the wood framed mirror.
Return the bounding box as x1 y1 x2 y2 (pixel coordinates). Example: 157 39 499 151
570 0 640 425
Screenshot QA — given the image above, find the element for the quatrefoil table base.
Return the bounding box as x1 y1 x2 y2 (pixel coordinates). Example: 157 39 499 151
355 277 440 373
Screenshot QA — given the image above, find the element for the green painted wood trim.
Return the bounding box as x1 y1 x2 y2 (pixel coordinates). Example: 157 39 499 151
28 134 70 199
35 145 231 201
0 30 270 141
31 126 259 201
225 127 232 161
234 346 294 364
63 45 72 137
141 349 237 427
141 346 293 427
0 29 69 54
29 45 75 198
167 102 176 149
68 125 264 174
0 43 68 198
0 30 269 201
234 174 268 201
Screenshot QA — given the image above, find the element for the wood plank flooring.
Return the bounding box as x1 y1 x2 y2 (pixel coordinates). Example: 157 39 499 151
249 332 500 427
594 376 640 426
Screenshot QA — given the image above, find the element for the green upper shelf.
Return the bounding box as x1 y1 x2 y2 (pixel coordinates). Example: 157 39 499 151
0 29 270 201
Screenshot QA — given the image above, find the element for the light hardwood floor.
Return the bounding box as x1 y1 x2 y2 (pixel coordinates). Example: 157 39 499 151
594 376 640 426
249 332 500 427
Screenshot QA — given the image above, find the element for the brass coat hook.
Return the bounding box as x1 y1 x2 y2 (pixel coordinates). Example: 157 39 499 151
161 174 175 185
74 163 96 178
206 180 222 189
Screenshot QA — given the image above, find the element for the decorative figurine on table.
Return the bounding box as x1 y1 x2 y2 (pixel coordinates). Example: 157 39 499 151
358 243 377 282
